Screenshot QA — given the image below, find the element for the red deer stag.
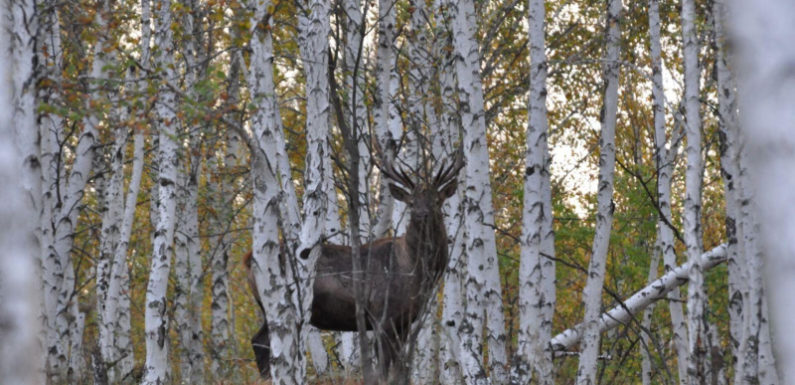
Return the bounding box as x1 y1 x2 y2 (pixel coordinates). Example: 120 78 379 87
245 150 464 379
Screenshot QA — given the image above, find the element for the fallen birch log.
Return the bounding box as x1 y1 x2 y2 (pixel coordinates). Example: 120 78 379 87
549 243 728 351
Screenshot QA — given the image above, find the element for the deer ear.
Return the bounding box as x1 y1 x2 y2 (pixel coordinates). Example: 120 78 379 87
389 183 410 202
439 179 458 200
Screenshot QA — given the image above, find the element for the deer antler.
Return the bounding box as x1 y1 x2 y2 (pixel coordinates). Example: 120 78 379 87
373 138 415 189
434 147 465 187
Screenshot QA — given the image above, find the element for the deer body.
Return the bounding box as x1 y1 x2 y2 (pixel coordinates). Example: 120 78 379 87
247 152 463 379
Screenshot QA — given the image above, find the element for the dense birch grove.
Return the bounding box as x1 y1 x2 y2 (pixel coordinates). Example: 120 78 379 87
1 0 793 384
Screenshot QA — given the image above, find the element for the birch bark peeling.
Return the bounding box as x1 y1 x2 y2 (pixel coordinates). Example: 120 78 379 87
575 0 621 383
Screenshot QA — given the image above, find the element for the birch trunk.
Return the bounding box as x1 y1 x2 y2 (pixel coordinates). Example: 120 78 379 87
451 1 508 383
97 122 126 381
730 0 795 379
647 1 690 381
681 0 707 381
174 5 205 381
109 130 143 381
516 0 556 382
713 2 750 383
174 159 203 383
36 2 66 374
575 1 620 383
297 0 332 375
210 10 243 375
344 0 372 236
9 0 45 378
142 0 179 382
1 4 43 383
246 1 305 382
372 0 399 239
436 4 466 381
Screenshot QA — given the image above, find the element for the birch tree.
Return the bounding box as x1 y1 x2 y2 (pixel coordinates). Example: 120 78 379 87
209 8 245 376
575 0 620 383
516 0 556 382
715 2 779 382
246 0 306 382
647 0 689 382
680 0 708 381
96 107 127 381
35 0 112 378
372 0 401 239
173 152 203 383
173 3 206 381
297 0 332 376
142 0 180 381
451 0 509 383
1 2 43 382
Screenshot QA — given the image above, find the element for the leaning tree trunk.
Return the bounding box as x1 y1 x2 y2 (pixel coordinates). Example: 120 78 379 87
142 0 180 382
516 0 556 382
451 1 509 383
575 1 621 383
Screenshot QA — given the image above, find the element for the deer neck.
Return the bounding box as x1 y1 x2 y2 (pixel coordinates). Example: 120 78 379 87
405 210 448 279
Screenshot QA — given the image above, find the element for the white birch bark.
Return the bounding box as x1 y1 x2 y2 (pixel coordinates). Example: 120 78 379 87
142 0 179 382
344 0 372 236
713 2 752 383
647 1 689 381
451 1 508 383
0 4 43 383
436 4 466 381
298 0 332 375
550 244 728 351
575 1 620 383
109 130 142 381
246 1 305 382
48 0 110 377
372 0 399 239
97 121 126 380
516 0 556 382
210 11 242 374
174 158 203 383
681 0 706 381
174 6 205 381
36 3 66 375
730 0 795 377
35 1 92 378
8 2 44 380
